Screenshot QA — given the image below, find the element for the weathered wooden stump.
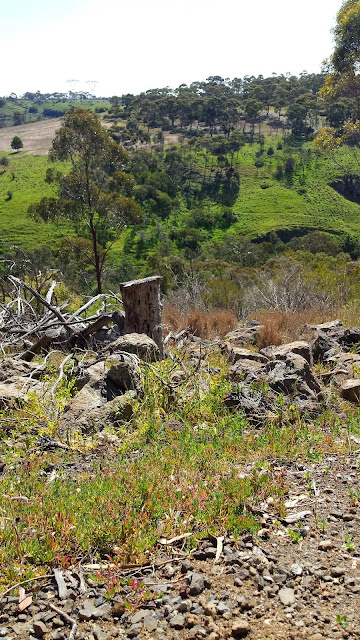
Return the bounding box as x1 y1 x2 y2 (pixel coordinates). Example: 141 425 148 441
120 276 164 359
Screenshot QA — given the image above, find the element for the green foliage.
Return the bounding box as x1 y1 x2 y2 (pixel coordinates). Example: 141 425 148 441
28 109 142 293
11 136 23 151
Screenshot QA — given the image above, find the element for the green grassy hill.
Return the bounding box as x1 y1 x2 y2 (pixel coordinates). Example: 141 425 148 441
230 141 360 240
1 124 360 267
0 154 66 252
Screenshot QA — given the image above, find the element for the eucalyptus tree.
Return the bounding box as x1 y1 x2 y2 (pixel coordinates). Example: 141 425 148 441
28 109 142 294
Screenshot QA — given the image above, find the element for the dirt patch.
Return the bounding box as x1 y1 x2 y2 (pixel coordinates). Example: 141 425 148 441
0 119 62 155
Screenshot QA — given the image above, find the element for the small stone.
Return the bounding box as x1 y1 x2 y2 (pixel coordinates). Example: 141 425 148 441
331 566 345 577
112 602 125 618
143 617 158 633
162 565 176 579
278 588 296 606
94 597 104 607
343 513 354 521
33 621 48 638
176 600 189 613
169 614 185 629
51 631 66 640
203 603 217 617
130 610 147 625
126 623 142 638
189 573 205 596
17 614 27 622
93 625 109 640
181 560 194 573
0 629 9 638
273 573 287 584
291 563 303 576
216 602 230 615
186 614 200 628
52 617 64 627
232 619 250 637
318 539 334 551
78 600 111 621
187 626 207 639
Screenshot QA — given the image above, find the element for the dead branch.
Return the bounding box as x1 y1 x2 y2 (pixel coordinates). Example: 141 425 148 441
45 280 57 306
0 575 53 600
49 603 77 640
49 354 73 397
8 276 70 327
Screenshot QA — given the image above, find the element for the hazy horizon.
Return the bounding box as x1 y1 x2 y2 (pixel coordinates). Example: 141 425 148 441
1 0 342 98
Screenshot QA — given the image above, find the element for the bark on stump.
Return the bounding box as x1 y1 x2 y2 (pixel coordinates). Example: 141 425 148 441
120 276 164 359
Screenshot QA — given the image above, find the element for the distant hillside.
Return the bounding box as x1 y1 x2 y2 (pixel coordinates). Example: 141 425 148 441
0 95 110 128
0 74 360 294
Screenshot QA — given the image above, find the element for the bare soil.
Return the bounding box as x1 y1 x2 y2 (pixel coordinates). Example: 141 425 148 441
0 119 62 155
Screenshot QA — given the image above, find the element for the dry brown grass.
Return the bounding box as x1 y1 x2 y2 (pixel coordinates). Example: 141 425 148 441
253 310 328 349
163 303 237 340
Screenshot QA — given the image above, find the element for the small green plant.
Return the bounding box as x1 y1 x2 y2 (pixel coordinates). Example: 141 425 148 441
336 614 349 630
344 535 355 551
319 518 327 533
347 484 360 506
287 527 303 543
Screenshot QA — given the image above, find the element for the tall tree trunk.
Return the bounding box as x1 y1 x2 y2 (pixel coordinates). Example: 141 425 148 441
89 216 102 294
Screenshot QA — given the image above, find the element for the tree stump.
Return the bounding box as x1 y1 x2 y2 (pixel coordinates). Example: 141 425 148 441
120 276 164 359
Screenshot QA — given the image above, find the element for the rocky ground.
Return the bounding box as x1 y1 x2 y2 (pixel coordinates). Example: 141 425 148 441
2 319 360 639
1 454 360 640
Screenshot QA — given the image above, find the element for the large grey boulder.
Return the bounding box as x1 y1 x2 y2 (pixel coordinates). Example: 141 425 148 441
312 332 341 362
228 359 266 382
266 353 321 399
0 357 44 407
341 379 360 403
261 341 312 365
224 322 263 347
309 320 343 333
110 333 160 362
221 343 268 365
0 357 43 381
59 354 142 433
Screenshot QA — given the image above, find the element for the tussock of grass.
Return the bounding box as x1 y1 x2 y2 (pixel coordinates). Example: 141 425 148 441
163 304 237 339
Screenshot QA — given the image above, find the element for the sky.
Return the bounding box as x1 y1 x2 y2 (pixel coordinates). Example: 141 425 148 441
0 0 343 97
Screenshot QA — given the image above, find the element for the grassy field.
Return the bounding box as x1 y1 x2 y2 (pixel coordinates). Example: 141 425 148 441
1 123 360 260
0 153 66 251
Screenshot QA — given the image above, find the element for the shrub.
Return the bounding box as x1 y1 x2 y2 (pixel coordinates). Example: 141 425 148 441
274 163 284 180
11 136 23 151
285 157 296 174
